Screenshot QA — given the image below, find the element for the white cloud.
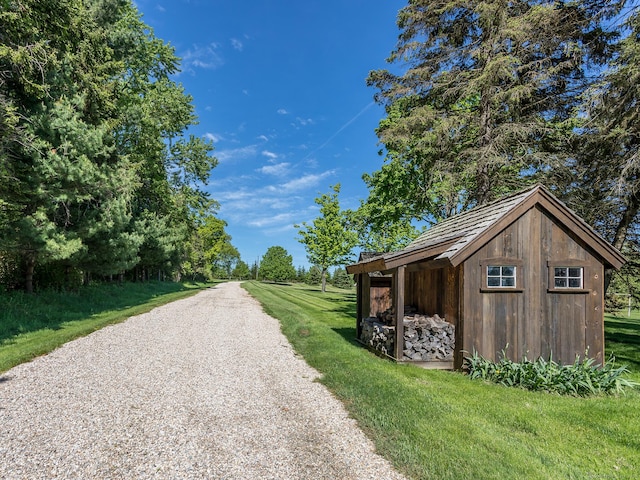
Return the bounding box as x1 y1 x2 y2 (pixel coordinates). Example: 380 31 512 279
231 38 243 51
215 145 257 163
273 170 335 193
295 117 314 127
205 132 222 143
181 43 224 73
258 162 290 176
261 150 278 160
277 108 289 115
257 135 269 142
156 5 166 12
247 212 297 228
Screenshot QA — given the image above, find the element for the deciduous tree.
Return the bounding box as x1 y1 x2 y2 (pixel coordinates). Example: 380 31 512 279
296 185 357 292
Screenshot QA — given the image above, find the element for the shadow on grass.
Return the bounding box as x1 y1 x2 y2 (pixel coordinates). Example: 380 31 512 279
605 315 640 372
331 326 360 347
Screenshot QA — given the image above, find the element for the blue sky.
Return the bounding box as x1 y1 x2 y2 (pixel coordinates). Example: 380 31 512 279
135 0 404 268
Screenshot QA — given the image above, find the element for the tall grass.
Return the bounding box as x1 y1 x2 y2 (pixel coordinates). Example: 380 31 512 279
244 281 640 480
0 281 215 372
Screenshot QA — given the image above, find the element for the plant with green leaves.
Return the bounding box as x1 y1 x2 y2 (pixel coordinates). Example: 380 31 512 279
465 349 638 396
296 184 357 292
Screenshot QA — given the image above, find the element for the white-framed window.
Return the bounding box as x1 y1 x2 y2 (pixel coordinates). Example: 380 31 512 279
487 265 516 288
553 267 583 289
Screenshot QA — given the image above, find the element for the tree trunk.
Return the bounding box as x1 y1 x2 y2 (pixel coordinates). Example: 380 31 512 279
321 268 327 293
604 189 640 294
24 252 36 294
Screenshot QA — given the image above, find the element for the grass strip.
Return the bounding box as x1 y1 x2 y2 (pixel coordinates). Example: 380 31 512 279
244 281 640 480
0 281 217 373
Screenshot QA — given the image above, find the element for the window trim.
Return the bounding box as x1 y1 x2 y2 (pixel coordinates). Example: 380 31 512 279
547 260 589 294
480 258 524 293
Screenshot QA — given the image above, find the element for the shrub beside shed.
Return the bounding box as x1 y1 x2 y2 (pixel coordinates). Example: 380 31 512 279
346 185 625 370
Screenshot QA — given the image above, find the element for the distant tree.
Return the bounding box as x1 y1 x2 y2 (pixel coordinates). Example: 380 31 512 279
296 266 308 283
251 260 259 280
296 184 357 292
259 246 295 283
307 265 323 285
332 267 353 290
232 260 251 280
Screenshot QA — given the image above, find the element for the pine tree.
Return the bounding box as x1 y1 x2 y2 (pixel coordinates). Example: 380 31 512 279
366 0 620 221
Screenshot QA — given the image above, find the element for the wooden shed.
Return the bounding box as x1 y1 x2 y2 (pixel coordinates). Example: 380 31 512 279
346 185 625 370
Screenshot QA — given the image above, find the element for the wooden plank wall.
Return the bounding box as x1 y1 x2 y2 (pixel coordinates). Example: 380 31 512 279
462 206 604 365
406 268 444 315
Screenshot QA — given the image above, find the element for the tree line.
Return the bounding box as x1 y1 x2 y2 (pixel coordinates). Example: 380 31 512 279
0 0 242 292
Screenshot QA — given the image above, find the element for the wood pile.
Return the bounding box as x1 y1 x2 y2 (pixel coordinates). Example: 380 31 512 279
360 307 455 362
360 318 394 355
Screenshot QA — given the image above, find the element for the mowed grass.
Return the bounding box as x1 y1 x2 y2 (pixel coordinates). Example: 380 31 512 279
605 310 640 375
0 280 218 373
243 281 640 480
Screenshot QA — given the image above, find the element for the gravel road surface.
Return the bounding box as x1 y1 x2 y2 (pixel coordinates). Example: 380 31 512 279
0 282 407 479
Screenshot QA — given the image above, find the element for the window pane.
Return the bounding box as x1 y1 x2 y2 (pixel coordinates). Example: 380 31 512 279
555 267 567 277
502 266 515 276
569 278 582 288
502 277 515 287
488 277 501 287
487 266 501 276
555 278 567 288
568 267 582 278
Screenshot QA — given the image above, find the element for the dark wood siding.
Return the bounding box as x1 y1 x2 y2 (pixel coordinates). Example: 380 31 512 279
461 206 604 365
405 268 445 315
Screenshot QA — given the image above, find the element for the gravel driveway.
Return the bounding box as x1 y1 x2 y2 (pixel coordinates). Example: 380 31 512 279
0 282 407 479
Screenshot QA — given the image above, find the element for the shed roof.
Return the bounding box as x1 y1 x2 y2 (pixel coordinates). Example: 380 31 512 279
346 184 625 274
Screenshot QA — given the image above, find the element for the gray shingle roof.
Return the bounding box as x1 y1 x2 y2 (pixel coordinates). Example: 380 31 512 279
406 186 539 261
346 184 625 274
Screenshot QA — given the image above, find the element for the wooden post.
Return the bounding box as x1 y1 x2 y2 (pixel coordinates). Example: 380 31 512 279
356 273 363 340
395 265 406 360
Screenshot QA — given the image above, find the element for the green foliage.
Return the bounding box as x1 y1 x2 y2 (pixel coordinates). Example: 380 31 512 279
244 281 640 480
331 267 353 289
0 0 219 290
365 0 623 222
259 246 296 282
306 265 323 285
296 184 357 292
347 198 420 253
231 260 251 280
465 349 638 396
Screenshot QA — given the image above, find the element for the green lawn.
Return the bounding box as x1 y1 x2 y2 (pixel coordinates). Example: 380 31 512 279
244 281 640 480
0 280 218 372
605 310 640 374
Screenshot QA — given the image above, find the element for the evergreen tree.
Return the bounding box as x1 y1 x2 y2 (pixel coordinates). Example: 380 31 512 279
366 0 620 222
332 267 353 290
259 246 296 283
307 265 323 285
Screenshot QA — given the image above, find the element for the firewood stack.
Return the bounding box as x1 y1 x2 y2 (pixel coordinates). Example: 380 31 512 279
360 318 394 355
402 313 454 361
360 307 455 362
